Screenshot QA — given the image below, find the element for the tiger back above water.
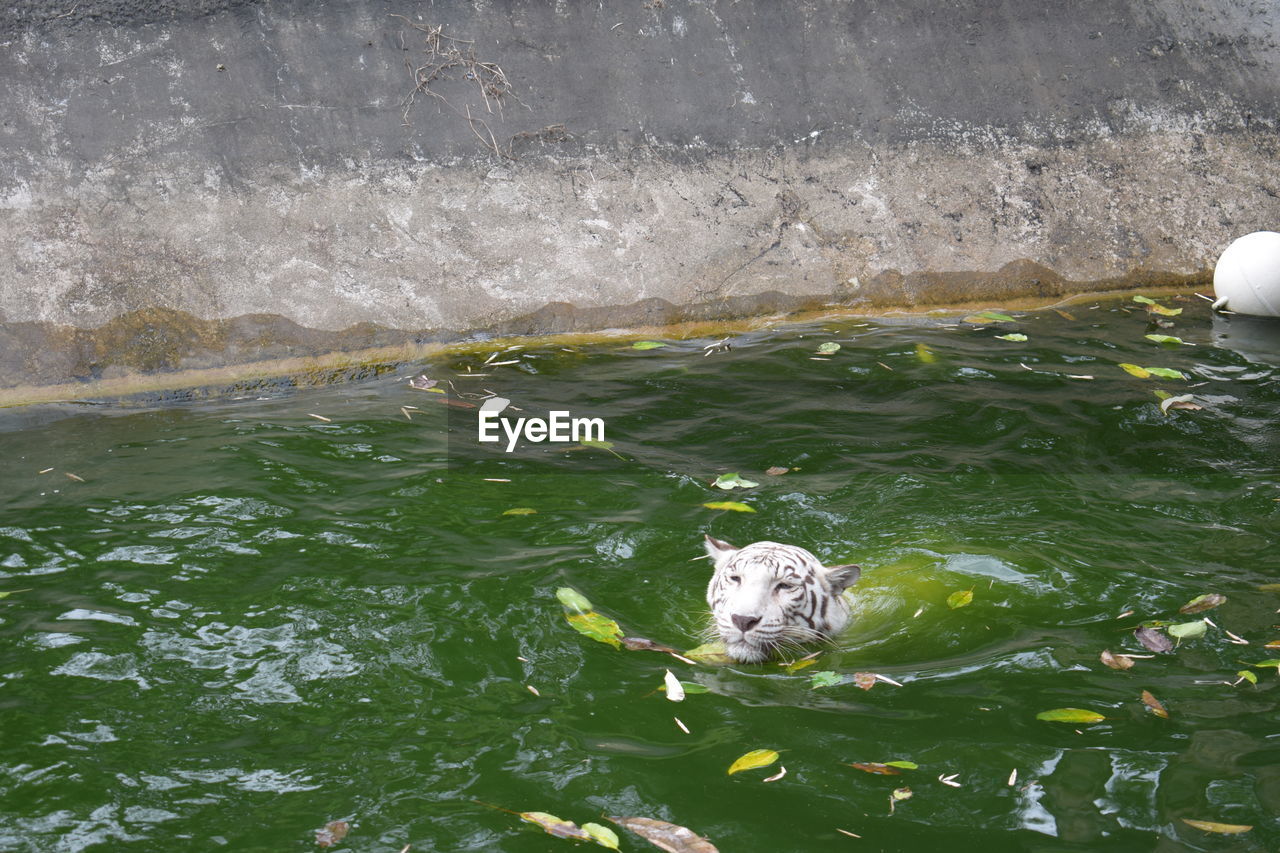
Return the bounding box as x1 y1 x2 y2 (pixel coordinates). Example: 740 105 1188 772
703 534 861 663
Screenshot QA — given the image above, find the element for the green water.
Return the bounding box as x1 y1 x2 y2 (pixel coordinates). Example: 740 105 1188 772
2 297 1279 852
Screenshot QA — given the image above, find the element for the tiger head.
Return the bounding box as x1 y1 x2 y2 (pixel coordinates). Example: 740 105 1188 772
704 534 861 663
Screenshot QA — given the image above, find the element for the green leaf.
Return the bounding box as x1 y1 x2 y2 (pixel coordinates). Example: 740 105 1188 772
915 343 937 363
565 610 624 649
810 671 843 689
503 507 537 516
1145 334 1187 345
579 438 625 459
712 473 759 490
817 342 841 355
1133 295 1157 305
702 501 756 513
581 822 620 849
555 587 594 613
965 311 1016 324
684 641 733 664
1149 304 1183 316
728 748 780 775
1179 593 1226 614
1167 620 1207 640
946 589 973 609
1236 670 1258 685
1251 659 1280 669
884 760 919 770
1036 708 1106 724
632 341 667 350
1119 363 1151 378
1145 367 1186 379
995 333 1027 342
520 812 593 841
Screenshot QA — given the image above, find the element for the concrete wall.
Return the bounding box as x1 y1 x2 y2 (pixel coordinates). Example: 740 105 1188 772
2 0 1278 394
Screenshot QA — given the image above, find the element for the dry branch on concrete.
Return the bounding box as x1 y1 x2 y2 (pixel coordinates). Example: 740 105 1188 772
392 16 523 159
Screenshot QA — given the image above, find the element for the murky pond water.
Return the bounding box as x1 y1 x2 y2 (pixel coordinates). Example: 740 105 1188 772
2 296 1278 852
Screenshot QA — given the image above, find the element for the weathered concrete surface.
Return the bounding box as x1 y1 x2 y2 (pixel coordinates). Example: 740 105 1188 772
1 0 1278 393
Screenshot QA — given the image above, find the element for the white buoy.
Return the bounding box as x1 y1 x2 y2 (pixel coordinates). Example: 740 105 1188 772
1213 231 1280 317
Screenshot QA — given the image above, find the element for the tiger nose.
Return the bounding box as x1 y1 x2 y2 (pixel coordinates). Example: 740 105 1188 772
731 614 761 633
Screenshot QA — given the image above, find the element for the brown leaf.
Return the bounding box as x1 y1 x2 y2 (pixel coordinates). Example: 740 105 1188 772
765 466 790 476
610 816 719 853
316 820 350 848
1100 649 1135 671
621 636 680 654
853 672 877 690
1141 689 1169 719
1134 626 1173 653
846 762 901 776
1180 818 1252 834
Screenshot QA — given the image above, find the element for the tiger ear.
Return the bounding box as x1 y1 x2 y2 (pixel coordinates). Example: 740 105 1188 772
703 534 738 568
824 563 861 591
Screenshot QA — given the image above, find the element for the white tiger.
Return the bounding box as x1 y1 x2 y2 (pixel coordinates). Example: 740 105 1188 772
704 534 861 663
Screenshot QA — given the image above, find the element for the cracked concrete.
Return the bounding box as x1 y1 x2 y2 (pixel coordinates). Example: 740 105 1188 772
1 0 1278 395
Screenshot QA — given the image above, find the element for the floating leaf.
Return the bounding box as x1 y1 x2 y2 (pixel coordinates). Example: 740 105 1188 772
610 816 720 853
848 762 900 775
1119 363 1151 378
503 507 537 516
521 812 593 841
1179 593 1226 614
946 589 973 609
1141 690 1169 718
1250 659 1280 670
1100 649 1136 670
1145 334 1187 345
810 671 843 689
888 787 913 814
621 636 683 655
701 501 755 513
556 587 594 613
995 333 1028 342
663 670 685 702
316 820 350 848
915 343 936 363
1159 393 1201 414
1236 670 1258 685
1134 626 1173 653
853 672 877 690
764 466 790 476
1167 620 1207 640
817 342 841 355
1133 295 1157 305
632 341 667 350
1180 818 1251 835
885 760 919 770
727 749 779 775
965 311 1016 324
1146 367 1186 379
565 611 624 649
582 822 620 849
1149 304 1183 316
580 439 625 459
711 473 759 490
1036 708 1106 724
684 642 732 664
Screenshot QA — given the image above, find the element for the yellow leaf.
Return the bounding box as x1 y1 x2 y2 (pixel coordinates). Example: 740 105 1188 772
1119 363 1151 378
565 611 623 649
503 507 537 516
727 748 779 775
1180 818 1252 834
702 501 755 513
915 343 936 363
520 812 593 841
